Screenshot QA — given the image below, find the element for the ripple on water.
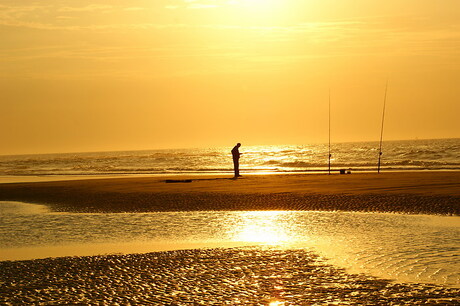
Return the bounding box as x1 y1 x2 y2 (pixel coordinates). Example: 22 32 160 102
0 201 459 287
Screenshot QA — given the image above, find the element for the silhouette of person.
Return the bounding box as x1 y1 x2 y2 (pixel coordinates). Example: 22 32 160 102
231 143 242 178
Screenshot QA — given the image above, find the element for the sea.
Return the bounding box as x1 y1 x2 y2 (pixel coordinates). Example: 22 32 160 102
0 138 459 178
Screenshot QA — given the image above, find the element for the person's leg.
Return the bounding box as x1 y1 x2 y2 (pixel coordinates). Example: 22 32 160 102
233 159 239 177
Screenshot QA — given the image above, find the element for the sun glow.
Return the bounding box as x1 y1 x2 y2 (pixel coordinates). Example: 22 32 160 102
243 0 280 7
235 211 291 244
230 0 284 16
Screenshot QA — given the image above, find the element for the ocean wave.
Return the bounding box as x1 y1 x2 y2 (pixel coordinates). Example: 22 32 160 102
261 158 460 169
1 139 459 176
2 167 460 176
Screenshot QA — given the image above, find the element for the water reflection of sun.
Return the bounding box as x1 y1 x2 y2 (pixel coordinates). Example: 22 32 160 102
235 211 291 244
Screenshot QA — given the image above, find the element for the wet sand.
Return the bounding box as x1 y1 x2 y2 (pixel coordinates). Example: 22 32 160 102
1 247 459 305
0 172 459 214
1 172 459 304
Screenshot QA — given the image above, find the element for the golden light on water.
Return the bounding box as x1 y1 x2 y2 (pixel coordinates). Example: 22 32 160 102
235 211 292 244
269 300 286 306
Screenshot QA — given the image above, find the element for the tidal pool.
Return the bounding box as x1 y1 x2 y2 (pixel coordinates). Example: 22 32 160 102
1 201 459 287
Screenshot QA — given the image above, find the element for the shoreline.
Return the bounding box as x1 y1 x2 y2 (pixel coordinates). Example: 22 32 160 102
0 171 459 215
1 168 459 184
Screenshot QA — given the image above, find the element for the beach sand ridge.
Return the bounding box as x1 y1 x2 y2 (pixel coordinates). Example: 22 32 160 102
0 172 459 215
1 247 459 305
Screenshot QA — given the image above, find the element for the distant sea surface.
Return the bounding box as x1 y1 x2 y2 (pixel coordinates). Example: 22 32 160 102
0 138 459 177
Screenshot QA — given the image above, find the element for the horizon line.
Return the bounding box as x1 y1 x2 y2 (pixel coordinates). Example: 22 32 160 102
1 137 458 157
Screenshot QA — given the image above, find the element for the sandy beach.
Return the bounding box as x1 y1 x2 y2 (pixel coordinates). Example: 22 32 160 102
1 172 460 304
0 172 459 214
1 247 459 305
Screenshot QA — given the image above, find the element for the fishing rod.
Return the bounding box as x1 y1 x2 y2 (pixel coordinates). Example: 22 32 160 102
328 89 331 175
377 81 388 173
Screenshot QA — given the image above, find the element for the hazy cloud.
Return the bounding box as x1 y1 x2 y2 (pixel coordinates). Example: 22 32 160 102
56 16 75 20
188 4 217 9
58 5 113 12
1 2 459 79
165 0 223 10
123 7 145 11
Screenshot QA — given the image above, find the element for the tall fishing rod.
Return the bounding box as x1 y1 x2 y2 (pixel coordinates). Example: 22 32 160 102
377 81 388 173
328 89 331 175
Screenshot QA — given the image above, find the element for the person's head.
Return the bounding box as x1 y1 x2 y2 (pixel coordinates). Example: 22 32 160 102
236 143 241 147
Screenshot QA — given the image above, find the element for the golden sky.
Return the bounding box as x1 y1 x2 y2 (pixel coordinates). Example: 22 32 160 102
1 0 459 154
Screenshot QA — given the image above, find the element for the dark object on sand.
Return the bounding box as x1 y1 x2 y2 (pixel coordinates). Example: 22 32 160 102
165 179 193 183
